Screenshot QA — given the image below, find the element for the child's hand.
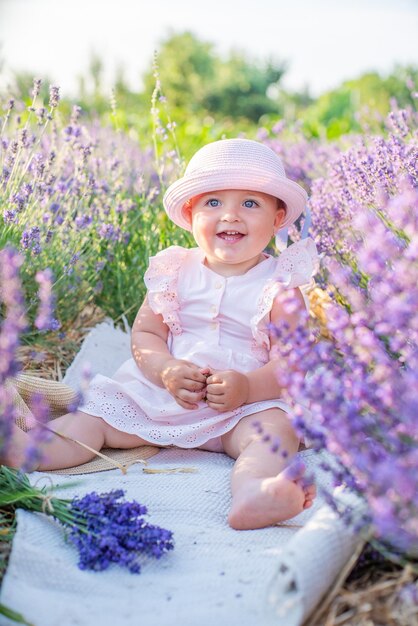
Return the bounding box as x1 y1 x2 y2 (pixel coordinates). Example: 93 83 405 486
205 369 249 411
161 359 208 410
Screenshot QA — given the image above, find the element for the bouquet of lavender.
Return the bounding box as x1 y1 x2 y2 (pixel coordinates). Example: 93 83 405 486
0 466 174 573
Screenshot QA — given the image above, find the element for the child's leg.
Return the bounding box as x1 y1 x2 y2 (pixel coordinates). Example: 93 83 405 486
221 408 316 530
4 411 154 471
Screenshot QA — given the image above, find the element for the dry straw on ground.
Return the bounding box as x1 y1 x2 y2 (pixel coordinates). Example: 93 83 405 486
16 305 107 381
309 561 418 626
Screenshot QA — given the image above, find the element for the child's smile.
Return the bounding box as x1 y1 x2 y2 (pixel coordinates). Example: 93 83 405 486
184 189 285 276
216 229 245 243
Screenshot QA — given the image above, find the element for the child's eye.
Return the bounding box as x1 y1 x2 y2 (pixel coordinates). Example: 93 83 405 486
243 200 258 208
206 198 221 207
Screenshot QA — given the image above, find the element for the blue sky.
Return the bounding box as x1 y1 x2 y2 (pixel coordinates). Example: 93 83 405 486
0 0 417 98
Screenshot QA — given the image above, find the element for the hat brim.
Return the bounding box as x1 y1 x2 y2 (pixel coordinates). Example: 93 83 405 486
163 167 307 231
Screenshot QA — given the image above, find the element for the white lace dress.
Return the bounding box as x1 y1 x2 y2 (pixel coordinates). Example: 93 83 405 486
79 240 318 449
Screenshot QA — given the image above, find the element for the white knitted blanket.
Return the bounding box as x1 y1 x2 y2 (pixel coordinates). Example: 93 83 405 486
0 320 366 626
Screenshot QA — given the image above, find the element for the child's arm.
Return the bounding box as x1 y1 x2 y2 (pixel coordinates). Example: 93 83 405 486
131 297 207 409
246 286 306 402
131 296 171 383
205 288 306 411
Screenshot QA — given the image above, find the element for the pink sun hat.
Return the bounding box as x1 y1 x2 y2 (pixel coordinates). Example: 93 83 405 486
163 138 307 232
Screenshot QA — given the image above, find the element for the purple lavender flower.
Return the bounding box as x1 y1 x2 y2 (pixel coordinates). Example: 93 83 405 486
67 489 174 573
3 209 18 223
0 247 27 381
20 226 41 255
0 247 27 457
34 268 60 332
31 78 42 100
21 391 53 471
48 85 60 109
283 459 306 481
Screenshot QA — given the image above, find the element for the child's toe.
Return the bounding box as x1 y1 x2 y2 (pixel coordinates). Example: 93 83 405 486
306 484 316 498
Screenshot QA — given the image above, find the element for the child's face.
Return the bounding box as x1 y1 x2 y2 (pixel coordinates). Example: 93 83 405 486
183 189 285 275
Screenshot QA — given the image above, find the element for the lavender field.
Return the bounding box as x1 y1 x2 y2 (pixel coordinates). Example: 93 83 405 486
1 76 418 623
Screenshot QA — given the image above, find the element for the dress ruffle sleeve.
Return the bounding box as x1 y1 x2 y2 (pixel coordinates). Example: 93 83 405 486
251 237 319 351
144 245 189 335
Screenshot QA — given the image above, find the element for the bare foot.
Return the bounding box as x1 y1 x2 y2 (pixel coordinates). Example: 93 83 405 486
228 473 316 530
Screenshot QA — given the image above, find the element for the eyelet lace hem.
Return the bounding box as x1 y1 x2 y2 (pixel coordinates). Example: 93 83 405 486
82 385 290 447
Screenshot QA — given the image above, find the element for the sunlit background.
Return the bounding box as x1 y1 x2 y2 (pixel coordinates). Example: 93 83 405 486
0 0 417 97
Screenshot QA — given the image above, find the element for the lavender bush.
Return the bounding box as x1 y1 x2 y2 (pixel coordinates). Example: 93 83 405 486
272 104 418 557
0 79 190 334
0 246 56 466
0 78 189 466
309 106 417 264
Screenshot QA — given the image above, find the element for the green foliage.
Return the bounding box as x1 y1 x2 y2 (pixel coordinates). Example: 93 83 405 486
93 199 194 326
300 65 418 139
203 52 286 122
345 65 418 114
302 87 360 139
142 31 216 114
141 31 286 125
